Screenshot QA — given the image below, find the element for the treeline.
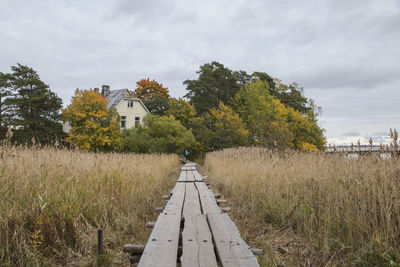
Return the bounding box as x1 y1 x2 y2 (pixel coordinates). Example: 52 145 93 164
118 62 326 156
0 62 326 155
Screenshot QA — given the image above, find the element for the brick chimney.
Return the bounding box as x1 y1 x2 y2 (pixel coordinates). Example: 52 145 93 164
101 85 110 97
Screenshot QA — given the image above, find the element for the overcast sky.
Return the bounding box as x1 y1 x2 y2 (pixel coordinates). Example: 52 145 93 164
1 0 399 145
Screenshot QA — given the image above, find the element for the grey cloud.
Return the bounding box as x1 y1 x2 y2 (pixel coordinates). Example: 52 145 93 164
374 131 391 136
342 131 361 137
0 0 399 145
298 65 400 90
112 0 175 20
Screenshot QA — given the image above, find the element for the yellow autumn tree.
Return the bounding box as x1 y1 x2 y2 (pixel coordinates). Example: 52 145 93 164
208 102 249 149
62 89 121 151
135 78 170 99
287 107 326 151
233 80 293 149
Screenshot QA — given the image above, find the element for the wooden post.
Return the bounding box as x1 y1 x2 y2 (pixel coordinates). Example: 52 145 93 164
220 207 231 212
130 254 142 264
250 248 263 255
98 228 103 256
97 228 103 267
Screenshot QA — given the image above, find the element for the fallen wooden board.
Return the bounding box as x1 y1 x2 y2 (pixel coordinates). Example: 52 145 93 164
207 213 259 267
181 183 217 267
138 183 185 267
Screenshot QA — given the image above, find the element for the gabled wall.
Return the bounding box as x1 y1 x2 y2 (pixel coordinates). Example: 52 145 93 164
115 98 149 129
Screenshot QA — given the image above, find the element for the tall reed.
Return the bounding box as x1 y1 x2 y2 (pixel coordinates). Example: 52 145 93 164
0 145 179 266
205 147 400 266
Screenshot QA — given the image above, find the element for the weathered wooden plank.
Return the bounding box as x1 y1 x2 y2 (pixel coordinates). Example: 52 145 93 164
186 163 196 167
196 180 259 266
185 171 195 182
139 165 257 267
138 183 185 267
163 181 185 214
193 171 204 182
207 213 259 267
182 215 218 267
181 163 197 172
181 168 197 172
183 182 202 215
177 171 187 182
181 183 218 267
181 163 196 169
196 181 221 215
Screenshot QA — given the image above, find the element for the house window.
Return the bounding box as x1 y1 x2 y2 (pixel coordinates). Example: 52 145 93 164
127 100 134 108
121 116 127 128
135 117 140 125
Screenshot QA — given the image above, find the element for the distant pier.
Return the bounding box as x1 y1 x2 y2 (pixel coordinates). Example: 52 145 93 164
326 145 398 155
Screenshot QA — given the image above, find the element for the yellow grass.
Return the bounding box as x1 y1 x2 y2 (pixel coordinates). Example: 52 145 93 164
204 147 400 266
0 145 179 266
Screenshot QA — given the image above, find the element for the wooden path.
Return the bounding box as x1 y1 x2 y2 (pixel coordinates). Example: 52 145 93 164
126 162 259 266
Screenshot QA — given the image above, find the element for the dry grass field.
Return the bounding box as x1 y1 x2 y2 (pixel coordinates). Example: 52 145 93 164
0 145 179 266
3 144 399 266
204 147 400 267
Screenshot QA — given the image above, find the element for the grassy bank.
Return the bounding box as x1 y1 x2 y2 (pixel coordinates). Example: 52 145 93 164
0 145 179 266
204 147 400 266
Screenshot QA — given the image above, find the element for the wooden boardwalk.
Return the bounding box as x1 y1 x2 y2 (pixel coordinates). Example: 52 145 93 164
130 162 259 267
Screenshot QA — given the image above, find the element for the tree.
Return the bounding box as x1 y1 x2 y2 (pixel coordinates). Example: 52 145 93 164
287 107 326 151
183 61 248 114
62 89 121 151
0 72 12 138
166 97 211 154
119 115 196 154
233 80 293 149
233 80 326 150
3 64 64 144
251 72 276 91
180 62 326 152
207 102 249 149
166 98 199 129
184 61 316 118
273 79 311 115
142 95 169 116
135 78 170 115
135 78 170 99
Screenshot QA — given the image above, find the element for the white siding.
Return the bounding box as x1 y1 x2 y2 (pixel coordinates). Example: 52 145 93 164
115 98 149 129
63 121 71 133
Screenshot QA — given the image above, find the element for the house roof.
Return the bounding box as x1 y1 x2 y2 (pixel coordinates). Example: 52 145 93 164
105 89 150 113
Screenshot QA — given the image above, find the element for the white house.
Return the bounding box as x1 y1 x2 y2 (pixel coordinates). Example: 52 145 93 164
99 85 150 129
63 85 150 132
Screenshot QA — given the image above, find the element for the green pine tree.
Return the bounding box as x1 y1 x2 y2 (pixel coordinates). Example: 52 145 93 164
4 64 64 144
0 72 13 138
